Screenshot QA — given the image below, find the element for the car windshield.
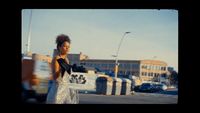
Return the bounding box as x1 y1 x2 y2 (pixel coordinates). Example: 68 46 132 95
155 84 164 87
141 83 151 87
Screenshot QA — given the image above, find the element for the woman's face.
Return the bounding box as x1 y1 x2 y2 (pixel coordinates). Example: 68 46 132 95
59 41 70 55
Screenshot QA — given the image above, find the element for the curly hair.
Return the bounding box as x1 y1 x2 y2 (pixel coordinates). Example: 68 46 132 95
56 34 71 51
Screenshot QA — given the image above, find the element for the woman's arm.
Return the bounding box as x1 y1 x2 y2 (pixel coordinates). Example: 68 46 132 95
52 56 61 80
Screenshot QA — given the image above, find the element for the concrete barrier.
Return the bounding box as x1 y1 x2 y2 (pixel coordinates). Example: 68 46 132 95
112 78 122 95
121 78 131 95
96 76 113 95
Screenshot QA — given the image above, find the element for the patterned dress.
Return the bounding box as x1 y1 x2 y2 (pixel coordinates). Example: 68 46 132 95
46 58 79 104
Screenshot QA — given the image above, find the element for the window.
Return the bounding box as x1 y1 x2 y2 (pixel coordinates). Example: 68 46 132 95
152 65 155 70
151 65 154 70
146 65 149 70
163 67 166 71
161 66 163 70
135 72 139 76
121 64 125 68
132 64 139 68
109 64 113 68
141 65 145 69
142 72 144 76
159 66 161 70
126 64 129 68
149 65 152 70
149 65 151 70
127 71 130 75
119 64 122 68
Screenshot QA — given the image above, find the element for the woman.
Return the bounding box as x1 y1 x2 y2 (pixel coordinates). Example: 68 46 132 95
46 34 79 104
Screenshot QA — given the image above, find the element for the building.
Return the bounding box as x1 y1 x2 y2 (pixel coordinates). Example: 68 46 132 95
68 52 168 82
68 52 89 64
140 60 167 82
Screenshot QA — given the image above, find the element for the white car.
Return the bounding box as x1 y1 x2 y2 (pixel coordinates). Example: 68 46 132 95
154 84 168 91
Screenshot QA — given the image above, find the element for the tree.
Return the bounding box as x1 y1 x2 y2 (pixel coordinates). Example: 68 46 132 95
169 71 178 86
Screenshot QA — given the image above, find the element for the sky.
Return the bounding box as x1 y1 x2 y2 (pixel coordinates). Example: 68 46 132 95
22 9 178 72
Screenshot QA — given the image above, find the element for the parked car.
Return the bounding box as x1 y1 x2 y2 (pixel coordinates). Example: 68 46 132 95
154 84 167 91
138 83 158 93
133 85 141 92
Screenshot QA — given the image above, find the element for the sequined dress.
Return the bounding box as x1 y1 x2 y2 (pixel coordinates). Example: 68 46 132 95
46 58 79 104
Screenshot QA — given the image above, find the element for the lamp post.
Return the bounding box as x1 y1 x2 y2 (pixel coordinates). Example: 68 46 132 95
26 9 32 55
114 32 131 78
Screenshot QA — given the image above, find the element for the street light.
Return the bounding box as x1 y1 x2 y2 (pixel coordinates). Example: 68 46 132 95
114 32 131 78
26 10 32 54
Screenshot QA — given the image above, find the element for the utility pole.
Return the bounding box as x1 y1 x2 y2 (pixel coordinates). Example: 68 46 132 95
26 10 32 55
114 32 131 78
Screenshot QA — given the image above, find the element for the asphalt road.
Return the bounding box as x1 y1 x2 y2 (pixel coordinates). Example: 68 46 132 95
24 88 178 104
79 89 178 104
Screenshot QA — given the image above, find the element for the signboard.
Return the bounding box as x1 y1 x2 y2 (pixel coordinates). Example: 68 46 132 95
32 79 49 94
67 72 98 91
32 60 52 94
33 60 52 79
32 59 98 91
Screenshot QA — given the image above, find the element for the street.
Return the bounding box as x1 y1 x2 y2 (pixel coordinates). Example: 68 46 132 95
79 88 177 104
24 88 178 104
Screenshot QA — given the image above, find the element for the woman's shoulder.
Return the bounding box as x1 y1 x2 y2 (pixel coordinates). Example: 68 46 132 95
52 55 61 62
52 55 69 64
54 55 61 59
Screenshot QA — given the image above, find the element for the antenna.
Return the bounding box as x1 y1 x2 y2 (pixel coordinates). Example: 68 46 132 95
26 9 32 54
